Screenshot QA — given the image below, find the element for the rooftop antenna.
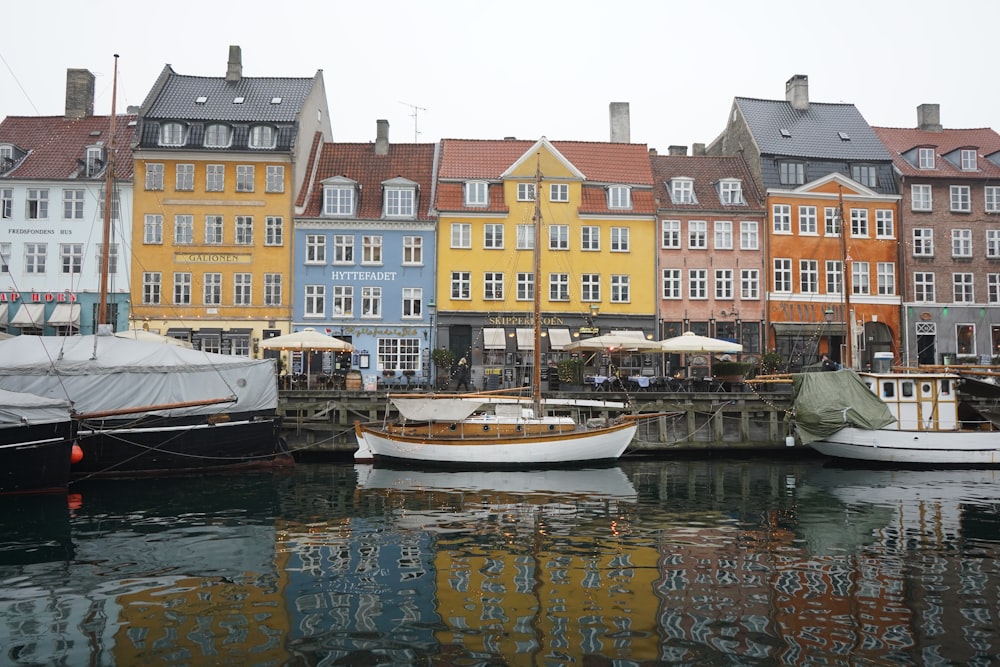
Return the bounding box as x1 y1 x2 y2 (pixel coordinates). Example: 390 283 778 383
399 101 427 142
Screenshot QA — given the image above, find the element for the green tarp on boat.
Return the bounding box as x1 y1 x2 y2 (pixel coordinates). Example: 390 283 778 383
791 370 896 445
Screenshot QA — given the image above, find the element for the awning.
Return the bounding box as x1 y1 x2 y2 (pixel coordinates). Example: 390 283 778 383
483 327 506 350
516 328 534 350
166 327 192 341
0 303 7 326
548 327 571 350
10 304 45 327
614 330 648 341
772 321 847 336
47 303 81 326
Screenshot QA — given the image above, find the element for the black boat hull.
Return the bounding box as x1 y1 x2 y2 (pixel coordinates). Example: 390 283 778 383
0 422 74 493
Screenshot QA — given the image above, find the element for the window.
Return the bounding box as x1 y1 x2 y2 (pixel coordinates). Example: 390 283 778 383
516 224 534 250
60 243 83 274
451 272 471 300
778 162 804 185
798 206 817 234
516 273 534 301
402 287 423 318
550 183 569 202
159 122 185 146
403 236 423 265
362 286 382 317
173 272 192 304
714 269 733 299
333 235 354 263
581 274 600 302
986 186 1000 213
850 208 869 237
740 220 759 250
549 273 569 301
206 164 224 192
1 189 12 218
913 271 937 303
951 185 971 212
913 228 934 256
688 220 707 249
483 224 504 249
305 285 325 317
265 216 283 246
772 204 791 233
324 186 355 215
235 216 253 245
987 230 1000 258
607 185 631 209
97 189 119 222
688 269 707 299
662 269 681 299
610 275 630 303
95 243 118 276
144 214 163 244
952 229 973 258
957 324 976 355
143 272 161 304
825 261 842 294
451 223 471 248
715 221 733 249
718 179 744 205
581 226 600 251
266 165 284 193
484 272 504 300
852 261 870 295
26 189 48 219
824 207 840 235
918 147 935 169
205 215 223 244
911 184 932 211
741 269 759 300
851 164 877 187
24 244 46 274
989 274 1000 304
174 215 194 244
249 125 275 149
204 273 222 305
773 258 792 292
362 235 382 264
799 260 818 293
236 165 254 192
549 225 569 250
204 124 231 147
378 338 422 373
610 227 629 252
662 220 681 248
876 209 894 238
332 286 353 316
234 273 251 306
264 273 282 306
63 190 84 219
176 163 194 191
306 235 326 263
0 242 9 272
960 149 977 171
954 273 974 303
517 183 535 201
670 179 695 204
465 181 488 206
385 187 415 218
877 262 895 296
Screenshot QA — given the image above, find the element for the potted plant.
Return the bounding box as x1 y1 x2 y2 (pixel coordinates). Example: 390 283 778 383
712 360 754 382
759 351 784 375
556 358 584 390
431 347 455 390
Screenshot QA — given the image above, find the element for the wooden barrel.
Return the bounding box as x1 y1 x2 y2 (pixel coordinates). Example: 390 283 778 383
345 370 362 390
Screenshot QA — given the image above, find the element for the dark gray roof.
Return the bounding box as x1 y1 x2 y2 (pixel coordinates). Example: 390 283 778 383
144 73 316 123
737 97 892 161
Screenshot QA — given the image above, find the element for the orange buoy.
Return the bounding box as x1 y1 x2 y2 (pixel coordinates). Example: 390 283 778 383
71 443 84 464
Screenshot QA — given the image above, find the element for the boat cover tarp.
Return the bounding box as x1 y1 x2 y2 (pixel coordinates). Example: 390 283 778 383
392 397 485 421
0 334 277 417
0 388 72 426
791 370 896 445
958 375 1000 399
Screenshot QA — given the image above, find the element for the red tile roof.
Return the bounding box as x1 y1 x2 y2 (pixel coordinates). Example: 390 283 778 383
650 155 765 211
0 115 136 181
873 126 1000 179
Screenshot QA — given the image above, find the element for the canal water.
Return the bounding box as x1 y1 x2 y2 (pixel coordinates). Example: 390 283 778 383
1 455 998 666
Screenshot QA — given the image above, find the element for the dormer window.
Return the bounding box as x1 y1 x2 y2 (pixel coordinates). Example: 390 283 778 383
778 161 805 185
383 177 417 218
249 125 276 149
322 176 358 216
851 164 878 188
669 178 695 204
918 147 935 169
718 179 745 205
0 144 15 174
84 146 105 178
961 149 977 171
608 185 632 210
204 123 232 148
158 122 186 147
464 181 489 207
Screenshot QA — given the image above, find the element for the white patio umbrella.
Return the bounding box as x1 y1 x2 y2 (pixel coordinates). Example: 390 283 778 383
114 328 194 348
259 327 353 388
659 331 742 354
562 333 662 352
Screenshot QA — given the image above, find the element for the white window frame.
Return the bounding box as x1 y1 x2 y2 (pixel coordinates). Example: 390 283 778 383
249 125 276 149
451 223 471 249
205 215 223 245
385 187 415 218
773 258 792 292
718 179 744 205
206 164 225 192
662 269 681 299
333 235 355 264
581 225 600 251
714 269 733 299
952 229 973 258
451 272 471 300
323 186 355 216
204 123 231 148
688 220 707 249
483 223 504 249
714 220 733 249
950 185 971 212
266 165 285 193
203 272 222 305
911 184 932 211
960 149 977 171
550 183 569 202
913 228 934 257
145 163 164 190
403 236 423 265
517 183 535 201
876 209 894 239
483 272 504 300
549 225 569 250
159 122 185 147
362 235 383 265
402 287 422 318
740 269 759 300
662 219 681 248
918 147 935 169
985 186 1000 213
265 216 283 246
144 214 163 244
953 273 974 303
581 274 600 302
549 273 569 301
332 285 353 317
305 285 326 317
236 165 255 192
516 272 534 302
772 204 791 234
176 163 194 191
607 185 631 210
799 259 818 294
670 178 695 204
610 227 629 252
877 262 895 296
610 274 630 303
798 206 817 235
739 220 758 250
688 268 707 299
464 181 489 207
306 235 326 264
850 208 869 237
914 272 936 303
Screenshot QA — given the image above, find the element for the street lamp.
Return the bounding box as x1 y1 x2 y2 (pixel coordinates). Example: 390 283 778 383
824 307 835 362
427 298 437 387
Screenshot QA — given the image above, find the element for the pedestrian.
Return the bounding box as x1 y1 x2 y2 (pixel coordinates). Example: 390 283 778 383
454 357 470 391
821 354 841 371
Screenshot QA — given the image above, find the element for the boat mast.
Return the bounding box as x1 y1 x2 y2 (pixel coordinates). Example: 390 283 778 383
838 184 853 369
97 54 118 331
532 157 543 415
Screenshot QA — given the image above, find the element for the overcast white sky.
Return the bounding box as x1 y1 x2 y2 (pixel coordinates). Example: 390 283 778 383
3 0 996 152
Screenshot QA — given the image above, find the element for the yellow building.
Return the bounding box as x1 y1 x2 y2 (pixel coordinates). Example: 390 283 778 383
129 45 330 354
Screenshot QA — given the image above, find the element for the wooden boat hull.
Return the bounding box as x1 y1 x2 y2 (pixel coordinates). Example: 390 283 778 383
810 426 1000 465
0 422 74 493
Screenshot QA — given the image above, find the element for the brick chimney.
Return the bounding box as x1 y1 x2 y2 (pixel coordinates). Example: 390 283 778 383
226 45 242 82
668 145 688 156
917 104 942 132
785 74 809 111
375 119 389 156
610 102 630 143
65 69 95 119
